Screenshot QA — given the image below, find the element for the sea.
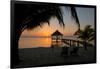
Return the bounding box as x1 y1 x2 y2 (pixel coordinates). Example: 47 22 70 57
19 36 94 48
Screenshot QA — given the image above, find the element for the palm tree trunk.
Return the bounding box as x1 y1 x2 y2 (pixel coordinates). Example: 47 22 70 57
83 40 87 50
11 28 22 67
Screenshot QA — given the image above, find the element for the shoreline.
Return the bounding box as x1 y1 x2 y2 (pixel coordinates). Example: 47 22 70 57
15 46 96 68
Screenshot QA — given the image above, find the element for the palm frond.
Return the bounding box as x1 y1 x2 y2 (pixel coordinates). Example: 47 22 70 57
20 4 65 30
15 3 80 32
74 24 95 41
70 6 80 30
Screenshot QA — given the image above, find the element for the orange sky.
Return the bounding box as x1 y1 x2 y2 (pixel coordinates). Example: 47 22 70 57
21 17 78 37
20 7 94 37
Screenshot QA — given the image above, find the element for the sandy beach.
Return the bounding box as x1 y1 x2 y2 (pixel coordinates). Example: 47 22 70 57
14 46 96 68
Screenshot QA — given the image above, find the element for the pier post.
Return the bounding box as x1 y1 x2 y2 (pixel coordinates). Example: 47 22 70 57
69 40 71 46
77 40 79 47
72 40 74 46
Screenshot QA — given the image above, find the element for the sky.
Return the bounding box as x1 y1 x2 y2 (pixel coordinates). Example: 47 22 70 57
20 7 95 37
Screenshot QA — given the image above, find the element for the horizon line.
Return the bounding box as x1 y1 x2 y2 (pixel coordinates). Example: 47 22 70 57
21 35 75 38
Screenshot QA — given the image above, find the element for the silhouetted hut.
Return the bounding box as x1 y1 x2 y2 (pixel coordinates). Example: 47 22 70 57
51 30 63 52
51 30 63 41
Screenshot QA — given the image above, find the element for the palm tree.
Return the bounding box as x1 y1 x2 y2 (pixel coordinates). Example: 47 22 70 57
11 1 80 66
74 25 95 50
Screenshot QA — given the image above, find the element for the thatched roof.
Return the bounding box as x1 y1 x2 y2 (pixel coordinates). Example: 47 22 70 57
51 30 63 36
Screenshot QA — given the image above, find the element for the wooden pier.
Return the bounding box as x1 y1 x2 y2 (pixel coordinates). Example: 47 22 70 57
62 39 92 47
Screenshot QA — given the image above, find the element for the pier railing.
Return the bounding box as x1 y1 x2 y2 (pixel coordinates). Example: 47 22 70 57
62 39 93 47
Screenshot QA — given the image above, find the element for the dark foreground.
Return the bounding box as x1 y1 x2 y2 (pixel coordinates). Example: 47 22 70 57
14 46 96 68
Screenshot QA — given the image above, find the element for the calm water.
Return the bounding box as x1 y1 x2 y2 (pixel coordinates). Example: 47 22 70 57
19 36 76 48
19 37 52 48
19 36 94 48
